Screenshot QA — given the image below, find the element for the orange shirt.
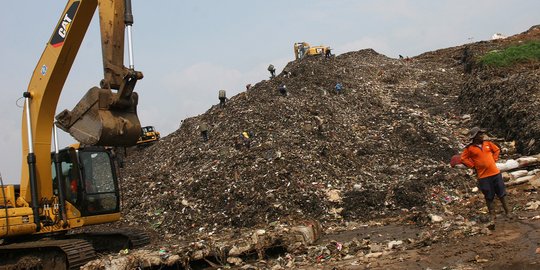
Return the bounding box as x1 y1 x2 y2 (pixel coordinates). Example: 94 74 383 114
460 141 500 179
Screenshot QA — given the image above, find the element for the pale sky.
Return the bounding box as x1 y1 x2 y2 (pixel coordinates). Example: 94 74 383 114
0 0 538 184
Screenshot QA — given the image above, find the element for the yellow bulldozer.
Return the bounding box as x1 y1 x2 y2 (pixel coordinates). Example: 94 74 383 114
137 126 161 145
293 42 331 59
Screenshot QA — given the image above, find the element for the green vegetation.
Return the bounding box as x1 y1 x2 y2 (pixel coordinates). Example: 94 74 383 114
479 41 540 67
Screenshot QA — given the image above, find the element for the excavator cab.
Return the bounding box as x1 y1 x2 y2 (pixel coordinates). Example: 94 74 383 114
51 146 120 217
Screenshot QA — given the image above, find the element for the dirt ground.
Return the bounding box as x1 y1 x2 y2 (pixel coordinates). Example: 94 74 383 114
300 190 540 270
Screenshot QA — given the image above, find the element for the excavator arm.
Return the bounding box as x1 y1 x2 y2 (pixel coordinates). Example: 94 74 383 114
19 0 142 214
54 0 143 146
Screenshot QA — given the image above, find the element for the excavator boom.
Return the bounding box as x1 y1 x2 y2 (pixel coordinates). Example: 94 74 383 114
0 3 150 268
19 0 142 204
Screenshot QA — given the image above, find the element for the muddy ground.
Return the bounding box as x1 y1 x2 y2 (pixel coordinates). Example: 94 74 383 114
300 189 540 270
77 26 540 269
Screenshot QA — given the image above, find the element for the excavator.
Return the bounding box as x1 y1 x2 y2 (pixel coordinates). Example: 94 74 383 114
0 0 150 268
293 42 331 60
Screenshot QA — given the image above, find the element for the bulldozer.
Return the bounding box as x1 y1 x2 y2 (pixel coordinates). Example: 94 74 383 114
293 42 331 59
136 126 161 145
0 0 150 268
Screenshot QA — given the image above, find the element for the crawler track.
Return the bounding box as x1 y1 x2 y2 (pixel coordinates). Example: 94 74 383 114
72 229 150 252
0 239 95 269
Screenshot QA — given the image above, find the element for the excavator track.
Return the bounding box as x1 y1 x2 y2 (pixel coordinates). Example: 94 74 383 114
0 239 96 270
71 229 150 252
121 229 151 249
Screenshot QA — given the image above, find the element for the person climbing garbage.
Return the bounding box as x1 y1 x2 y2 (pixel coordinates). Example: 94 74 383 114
325 48 332 59
199 122 209 142
335 82 343 94
268 64 276 78
241 131 251 148
235 131 252 149
278 84 287 96
218 90 228 108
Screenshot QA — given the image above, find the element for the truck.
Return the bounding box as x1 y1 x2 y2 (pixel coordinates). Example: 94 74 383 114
0 0 149 268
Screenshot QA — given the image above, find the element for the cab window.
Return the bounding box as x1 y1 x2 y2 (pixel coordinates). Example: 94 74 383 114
79 151 119 215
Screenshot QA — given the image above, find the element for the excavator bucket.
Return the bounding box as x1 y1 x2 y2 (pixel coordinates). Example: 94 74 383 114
55 87 141 146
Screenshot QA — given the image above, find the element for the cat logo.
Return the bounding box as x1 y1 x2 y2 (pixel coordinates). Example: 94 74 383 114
58 14 73 39
51 1 80 48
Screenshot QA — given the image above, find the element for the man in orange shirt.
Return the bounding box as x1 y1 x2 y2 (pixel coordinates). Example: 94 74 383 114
461 127 511 226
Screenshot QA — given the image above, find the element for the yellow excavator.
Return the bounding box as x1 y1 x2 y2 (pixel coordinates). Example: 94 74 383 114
293 42 331 59
1 0 149 268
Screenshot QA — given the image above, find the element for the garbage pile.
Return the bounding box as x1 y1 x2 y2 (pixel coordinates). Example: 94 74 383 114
458 25 540 154
114 26 540 245
116 47 471 242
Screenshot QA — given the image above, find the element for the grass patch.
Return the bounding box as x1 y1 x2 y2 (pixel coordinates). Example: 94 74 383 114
479 41 540 67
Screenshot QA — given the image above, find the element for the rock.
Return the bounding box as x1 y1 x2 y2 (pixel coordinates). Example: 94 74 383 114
165 255 181 266
326 189 341 202
365 252 383 259
387 240 404 249
429 214 444 223
525 201 540 211
227 257 243 265
369 244 383 253
229 244 253 256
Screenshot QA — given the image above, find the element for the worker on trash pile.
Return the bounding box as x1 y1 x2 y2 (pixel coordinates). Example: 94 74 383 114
282 67 291 78
460 127 512 229
199 122 209 142
325 48 332 59
235 131 252 149
241 131 251 148
268 64 276 78
335 82 343 94
246 84 252 91
218 90 228 108
278 84 287 96
461 46 474 74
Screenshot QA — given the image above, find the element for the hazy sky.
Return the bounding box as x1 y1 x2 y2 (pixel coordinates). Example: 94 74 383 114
0 0 538 183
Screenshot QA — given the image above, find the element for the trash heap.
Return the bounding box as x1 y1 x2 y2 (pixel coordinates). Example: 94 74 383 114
116 48 471 241
114 26 540 245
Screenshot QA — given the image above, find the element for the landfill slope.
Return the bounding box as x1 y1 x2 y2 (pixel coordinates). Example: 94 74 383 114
115 26 540 244
459 25 540 154
117 50 469 240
